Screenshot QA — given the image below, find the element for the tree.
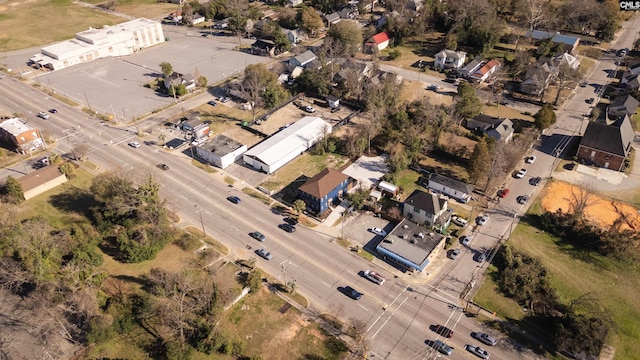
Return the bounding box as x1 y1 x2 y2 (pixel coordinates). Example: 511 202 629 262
71 143 90 161
565 185 598 221
293 199 306 216
554 63 581 106
246 268 263 293
534 103 556 130
327 21 363 57
286 280 298 294
454 82 482 120
160 62 173 77
242 63 288 121
347 188 369 210
2 176 24 204
468 139 490 184
298 6 324 36
158 133 167 146
58 162 75 178
227 0 250 43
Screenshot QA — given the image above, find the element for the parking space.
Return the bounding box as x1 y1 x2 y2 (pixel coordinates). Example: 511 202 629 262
341 211 393 247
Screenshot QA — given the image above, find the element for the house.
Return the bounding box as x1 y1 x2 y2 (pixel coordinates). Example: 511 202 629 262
195 135 247 169
608 94 640 120
528 30 581 54
326 95 340 109
298 168 353 215
167 0 183 4
333 61 374 84
0 117 46 154
403 190 451 232
289 50 317 68
213 18 229 29
251 39 275 57
460 58 483 78
338 4 358 19
191 14 205 25
520 59 556 96
288 0 303 6
325 12 341 26
243 116 332 174
621 74 640 91
434 49 467 70
470 59 500 83
376 218 445 272
465 115 514 142
576 116 633 171
281 28 304 44
424 174 474 203
15 165 68 200
164 72 196 92
365 32 391 53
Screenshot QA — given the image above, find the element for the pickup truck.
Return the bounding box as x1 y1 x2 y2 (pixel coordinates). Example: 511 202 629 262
363 270 385 285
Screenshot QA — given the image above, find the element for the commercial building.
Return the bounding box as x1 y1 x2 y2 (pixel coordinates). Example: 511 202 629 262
376 219 445 272
195 135 247 169
0 118 46 154
29 18 164 71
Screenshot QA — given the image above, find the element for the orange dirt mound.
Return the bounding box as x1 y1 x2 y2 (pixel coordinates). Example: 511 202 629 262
541 181 640 231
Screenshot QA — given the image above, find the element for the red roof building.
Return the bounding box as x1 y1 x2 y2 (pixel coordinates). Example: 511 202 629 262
470 59 501 82
366 32 391 53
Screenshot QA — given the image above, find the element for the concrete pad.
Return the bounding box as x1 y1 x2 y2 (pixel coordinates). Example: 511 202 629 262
342 154 389 190
575 164 625 185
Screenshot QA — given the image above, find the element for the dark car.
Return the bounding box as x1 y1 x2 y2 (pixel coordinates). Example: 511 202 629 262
585 97 595 104
293 100 303 108
48 108 58 113
250 231 266 242
529 177 542 186
343 286 362 300
430 340 453 355
207 100 217 106
283 217 299 225
279 223 296 233
497 189 509 198
433 325 454 338
517 195 529 204
158 163 170 170
227 196 241 204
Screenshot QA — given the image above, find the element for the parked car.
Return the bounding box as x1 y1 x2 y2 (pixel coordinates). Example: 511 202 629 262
283 217 299 225
293 100 303 108
279 223 296 233
37 111 50 119
158 163 170 170
128 141 141 148
451 216 468 227
475 252 488 263
580 81 588 87
227 196 241 204
517 195 529 204
529 177 542 186
304 105 316 113
343 286 362 300
515 168 527 179
250 231 266 242
525 156 536 164
474 332 497 346
476 215 489 226
448 249 461 260
586 97 595 104
431 340 453 355
459 235 473 246
256 248 273 260
370 227 387 236
363 270 385 285
433 325 454 338
497 189 509 198
466 344 490 359
207 100 217 106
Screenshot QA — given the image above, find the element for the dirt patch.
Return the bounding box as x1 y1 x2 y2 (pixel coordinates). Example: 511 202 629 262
541 181 640 230
400 80 454 106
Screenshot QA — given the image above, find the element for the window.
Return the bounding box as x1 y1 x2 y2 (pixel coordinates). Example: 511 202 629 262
590 151 596 158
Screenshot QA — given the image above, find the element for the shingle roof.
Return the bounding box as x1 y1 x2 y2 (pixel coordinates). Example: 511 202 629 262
609 94 639 116
298 168 349 198
291 50 317 66
580 116 633 157
16 166 65 192
429 174 474 195
404 190 445 215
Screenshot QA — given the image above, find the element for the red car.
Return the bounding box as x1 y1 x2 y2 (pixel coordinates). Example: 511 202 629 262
433 325 453 338
497 189 510 198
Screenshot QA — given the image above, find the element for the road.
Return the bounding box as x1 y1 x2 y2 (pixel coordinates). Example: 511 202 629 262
1 13 638 360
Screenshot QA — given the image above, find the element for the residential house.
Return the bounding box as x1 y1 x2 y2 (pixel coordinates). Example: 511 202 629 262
622 74 640 91
251 39 276 57
298 168 352 215
334 61 374 84
365 32 391 53
16 165 68 200
528 30 580 54
403 190 451 232
165 72 196 92
167 0 183 4
424 173 474 203
520 58 556 96
338 4 358 19
576 116 633 171
470 59 500 83
325 12 341 27
608 94 640 120
434 49 467 70
195 135 247 169
289 50 317 68
288 0 303 6
191 14 205 25
466 115 514 142
326 95 340 109
460 58 483 78
0 117 46 154
281 28 304 44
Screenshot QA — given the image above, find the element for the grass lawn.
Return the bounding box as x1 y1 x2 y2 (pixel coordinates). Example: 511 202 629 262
393 169 423 201
259 152 349 192
474 197 640 359
482 104 534 122
631 113 640 131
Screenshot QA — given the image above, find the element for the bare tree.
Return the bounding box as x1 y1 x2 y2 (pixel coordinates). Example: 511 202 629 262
565 185 599 221
554 63 581 106
520 0 548 37
0 257 32 293
70 144 90 161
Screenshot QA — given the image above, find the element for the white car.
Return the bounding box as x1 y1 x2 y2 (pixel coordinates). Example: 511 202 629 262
525 156 536 164
460 235 473 246
370 227 387 236
128 141 141 148
37 111 50 119
304 105 316 113
515 168 527 179
466 344 490 359
452 216 468 227
477 215 489 226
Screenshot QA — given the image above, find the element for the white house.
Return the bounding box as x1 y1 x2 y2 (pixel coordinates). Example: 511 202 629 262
29 18 164 71
243 116 331 174
403 190 450 230
425 174 474 203
289 50 317 68
434 49 467 70
365 32 390 53
196 135 247 169
470 59 501 83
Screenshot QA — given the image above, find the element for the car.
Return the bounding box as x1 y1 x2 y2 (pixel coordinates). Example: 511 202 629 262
370 227 387 236
250 231 266 242
219 96 230 103
227 196 241 204
207 100 217 106
515 168 527 179
304 105 316 113
517 195 529 204
128 141 141 148
433 325 454 338
580 81 588 87
459 235 473 246
279 223 296 233
256 248 273 260
476 215 489 226
283 217 299 225
343 286 362 300
448 249 461 260
497 189 509 198
529 176 542 186
158 163 170 170
451 216 468 227
525 156 536 164
293 100 303 108
427 84 442 91
48 109 58 114
37 111 50 119
474 332 498 346
431 340 453 355
585 97 595 104
466 345 490 359
363 270 385 285
476 252 488 263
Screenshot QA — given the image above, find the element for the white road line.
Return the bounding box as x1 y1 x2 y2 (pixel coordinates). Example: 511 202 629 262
321 281 332 288
358 303 369 312
369 295 410 340
366 286 409 333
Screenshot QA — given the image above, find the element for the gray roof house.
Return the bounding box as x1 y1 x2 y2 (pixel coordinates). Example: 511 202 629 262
424 174 474 203
460 58 483 77
325 12 341 26
281 28 304 44
289 50 317 68
403 190 451 231
466 115 513 142
608 94 640 120
576 116 633 171
528 30 580 54
434 49 467 70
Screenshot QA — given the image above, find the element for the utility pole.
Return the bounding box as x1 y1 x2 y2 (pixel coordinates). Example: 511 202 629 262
194 205 206 237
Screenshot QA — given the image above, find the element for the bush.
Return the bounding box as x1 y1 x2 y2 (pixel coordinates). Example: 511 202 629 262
387 49 401 60
174 232 201 251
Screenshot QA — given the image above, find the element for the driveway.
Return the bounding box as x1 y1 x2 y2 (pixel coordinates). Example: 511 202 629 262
342 154 389 190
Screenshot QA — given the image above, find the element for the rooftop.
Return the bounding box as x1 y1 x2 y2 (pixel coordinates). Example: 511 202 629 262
16 166 65 192
429 173 474 195
0 118 37 136
376 219 444 271
404 190 445 215
580 116 633 157
200 134 245 157
298 168 350 198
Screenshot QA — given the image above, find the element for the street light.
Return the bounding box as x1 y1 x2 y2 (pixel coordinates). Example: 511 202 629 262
194 205 206 238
